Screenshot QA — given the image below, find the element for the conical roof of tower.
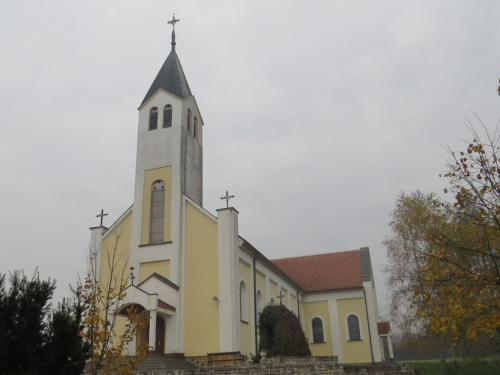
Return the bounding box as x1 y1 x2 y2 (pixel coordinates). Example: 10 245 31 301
141 30 192 105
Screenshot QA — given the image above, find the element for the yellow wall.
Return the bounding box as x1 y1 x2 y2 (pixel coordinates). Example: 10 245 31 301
113 315 128 349
139 260 170 284
269 280 278 304
239 261 252 355
256 272 266 309
184 201 219 355
290 294 297 315
99 211 132 293
98 211 133 353
281 287 289 307
141 166 172 244
337 298 371 364
303 300 332 356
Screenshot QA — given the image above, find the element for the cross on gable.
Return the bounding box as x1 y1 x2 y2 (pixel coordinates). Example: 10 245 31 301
220 190 235 208
96 209 108 226
130 267 136 285
277 290 285 305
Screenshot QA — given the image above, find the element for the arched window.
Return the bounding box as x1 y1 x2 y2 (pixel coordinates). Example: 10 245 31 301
150 180 165 243
240 280 248 322
256 290 263 313
270 297 275 305
347 314 361 341
163 105 172 128
187 110 192 133
312 317 324 343
149 107 158 130
193 116 198 138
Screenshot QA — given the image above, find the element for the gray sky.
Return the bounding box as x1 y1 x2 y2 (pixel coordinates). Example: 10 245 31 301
1 1 499 319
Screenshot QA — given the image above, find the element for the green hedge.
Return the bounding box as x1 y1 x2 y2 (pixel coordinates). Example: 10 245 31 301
410 359 500 375
258 304 311 357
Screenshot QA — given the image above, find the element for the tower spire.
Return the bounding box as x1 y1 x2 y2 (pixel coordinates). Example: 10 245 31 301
141 13 191 105
168 14 180 51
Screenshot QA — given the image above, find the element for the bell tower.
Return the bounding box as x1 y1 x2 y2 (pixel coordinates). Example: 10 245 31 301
130 16 203 284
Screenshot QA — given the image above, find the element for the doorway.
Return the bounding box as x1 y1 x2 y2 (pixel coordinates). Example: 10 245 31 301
155 316 165 354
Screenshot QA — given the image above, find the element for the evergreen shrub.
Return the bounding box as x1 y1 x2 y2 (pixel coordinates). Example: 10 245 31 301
258 304 311 357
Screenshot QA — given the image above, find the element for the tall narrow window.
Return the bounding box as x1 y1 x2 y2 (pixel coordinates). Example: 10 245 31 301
163 105 172 128
187 110 192 133
256 290 263 313
150 180 165 243
240 280 248 322
347 315 361 341
149 107 158 130
312 318 324 343
193 116 198 138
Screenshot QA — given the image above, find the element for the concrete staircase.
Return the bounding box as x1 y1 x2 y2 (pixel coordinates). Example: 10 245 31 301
135 353 199 372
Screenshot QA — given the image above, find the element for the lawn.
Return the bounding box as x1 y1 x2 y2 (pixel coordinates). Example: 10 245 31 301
410 359 500 375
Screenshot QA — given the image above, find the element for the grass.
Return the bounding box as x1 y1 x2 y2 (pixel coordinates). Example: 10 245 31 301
410 359 500 375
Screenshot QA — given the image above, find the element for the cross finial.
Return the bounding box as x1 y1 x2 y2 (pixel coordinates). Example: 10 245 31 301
168 13 180 30
220 191 235 208
96 209 108 226
130 267 136 286
277 290 285 305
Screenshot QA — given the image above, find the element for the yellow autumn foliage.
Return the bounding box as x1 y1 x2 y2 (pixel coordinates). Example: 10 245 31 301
385 124 500 346
80 227 148 375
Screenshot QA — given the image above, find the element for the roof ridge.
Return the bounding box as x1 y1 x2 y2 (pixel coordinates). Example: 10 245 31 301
272 249 361 262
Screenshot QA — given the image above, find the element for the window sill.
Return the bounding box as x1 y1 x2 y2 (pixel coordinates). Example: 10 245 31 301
241 320 249 324
139 241 173 248
347 339 362 342
310 342 326 345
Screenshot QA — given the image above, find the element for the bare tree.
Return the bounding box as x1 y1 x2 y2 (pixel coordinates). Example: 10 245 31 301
78 224 147 375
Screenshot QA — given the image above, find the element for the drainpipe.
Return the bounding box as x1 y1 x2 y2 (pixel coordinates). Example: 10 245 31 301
363 287 374 364
253 254 260 355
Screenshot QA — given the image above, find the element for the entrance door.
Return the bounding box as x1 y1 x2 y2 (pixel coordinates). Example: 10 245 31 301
155 316 165 354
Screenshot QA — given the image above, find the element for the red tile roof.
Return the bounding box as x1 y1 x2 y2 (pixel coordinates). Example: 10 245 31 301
158 299 176 312
377 321 390 335
271 250 362 292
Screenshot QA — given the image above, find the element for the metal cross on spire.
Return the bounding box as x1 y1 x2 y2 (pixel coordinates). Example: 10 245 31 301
96 209 108 226
220 191 235 208
168 13 180 30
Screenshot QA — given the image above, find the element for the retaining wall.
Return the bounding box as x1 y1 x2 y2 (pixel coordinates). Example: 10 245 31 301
133 356 414 375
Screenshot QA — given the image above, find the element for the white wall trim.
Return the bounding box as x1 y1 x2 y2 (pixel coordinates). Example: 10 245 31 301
345 313 363 341
309 315 327 344
239 279 249 322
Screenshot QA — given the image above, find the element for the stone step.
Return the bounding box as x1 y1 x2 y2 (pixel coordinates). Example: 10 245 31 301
135 353 198 372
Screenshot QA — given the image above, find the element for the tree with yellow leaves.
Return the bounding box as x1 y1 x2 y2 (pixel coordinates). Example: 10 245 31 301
78 226 148 375
385 121 500 348
383 190 453 358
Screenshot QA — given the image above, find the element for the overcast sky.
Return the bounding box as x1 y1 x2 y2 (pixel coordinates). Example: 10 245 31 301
1 1 500 319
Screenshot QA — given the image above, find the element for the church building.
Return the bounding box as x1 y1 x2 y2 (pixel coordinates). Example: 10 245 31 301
89 20 393 364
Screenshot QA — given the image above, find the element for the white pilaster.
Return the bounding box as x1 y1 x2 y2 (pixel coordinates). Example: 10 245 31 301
217 207 240 352
89 226 107 283
148 310 157 353
387 335 394 360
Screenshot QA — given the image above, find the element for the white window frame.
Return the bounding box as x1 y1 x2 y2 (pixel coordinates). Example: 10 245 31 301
310 316 326 344
345 313 363 341
240 280 248 322
256 289 263 313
